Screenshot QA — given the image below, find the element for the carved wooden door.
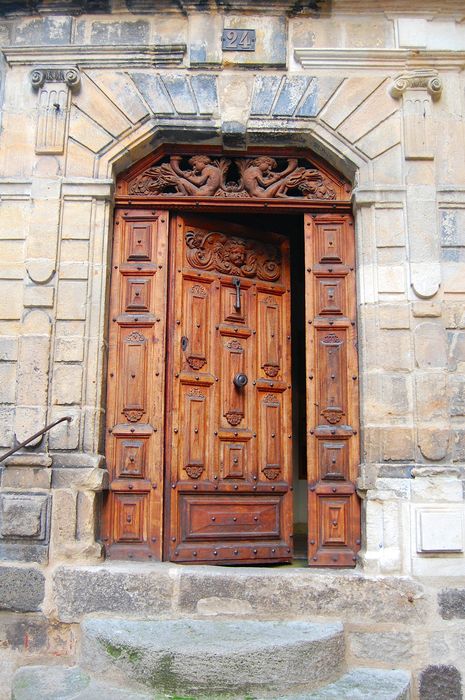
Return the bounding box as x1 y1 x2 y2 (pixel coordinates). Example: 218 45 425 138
103 208 168 561
305 213 361 566
166 215 293 564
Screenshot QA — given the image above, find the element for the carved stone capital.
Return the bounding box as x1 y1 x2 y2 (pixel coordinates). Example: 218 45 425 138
390 70 442 100
30 66 80 91
29 66 80 155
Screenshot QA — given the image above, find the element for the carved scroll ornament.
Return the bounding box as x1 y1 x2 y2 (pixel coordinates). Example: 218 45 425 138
186 230 281 282
129 155 337 200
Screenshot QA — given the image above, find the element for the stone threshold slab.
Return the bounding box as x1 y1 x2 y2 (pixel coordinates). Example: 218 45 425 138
50 562 427 624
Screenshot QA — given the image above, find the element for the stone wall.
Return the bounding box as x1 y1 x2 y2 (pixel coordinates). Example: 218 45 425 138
0 5 464 692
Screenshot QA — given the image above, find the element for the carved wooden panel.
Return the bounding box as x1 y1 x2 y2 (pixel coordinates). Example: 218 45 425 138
258 293 282 379
113 493 146 544
183 282 210 371
115 437 148 479
167 214 292 564
221 337 247 428
221 441 247 480
180 496 281 541
103 209 169 561
183 387 207 480
260 393 282 481
305 213 360 567
126 154 347 201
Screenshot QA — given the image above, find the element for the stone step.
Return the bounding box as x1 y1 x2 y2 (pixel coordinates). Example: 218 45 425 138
11 665 412 700
11 665 153 700
278 668 411 699
80 618 345 696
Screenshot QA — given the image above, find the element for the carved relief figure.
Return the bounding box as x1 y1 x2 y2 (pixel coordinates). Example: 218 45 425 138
129 154 338 200
185 230 281 281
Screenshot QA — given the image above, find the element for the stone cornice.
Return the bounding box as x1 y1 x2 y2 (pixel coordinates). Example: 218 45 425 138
2 44 186 69
294 48 465 71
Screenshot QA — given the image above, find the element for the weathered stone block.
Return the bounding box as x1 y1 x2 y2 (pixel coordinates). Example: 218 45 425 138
350 631 413 663
0 566 44 612
448 330 465 370
441 210 465 247
129 73 175 115
87 70 149 125
0 362 16 403
52 565 176 622
377 331 412 371
448 376 465 417
57 280 87 321
0 494 49 540
381 427 415 461
52 364 83 406
415 373 447 421
418 665 462 700
379 304 410 329
414 322 448 369
73 75 130 138
61 201 92 241
55 337 85 363
0 280 22 320
0 612 48 653
452 430 465 462
416 508 464 552
177 568 426 623
378 265 405 294
1 467 52 490
14 17 72 45
90 20 149 45
438 589 465 619
23 285 54 308
0 336 18 362
412 302 441 318
69 107 114 154
222 15 286 67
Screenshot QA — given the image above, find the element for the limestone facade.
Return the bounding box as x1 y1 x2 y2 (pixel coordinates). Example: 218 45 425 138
0 1 464 697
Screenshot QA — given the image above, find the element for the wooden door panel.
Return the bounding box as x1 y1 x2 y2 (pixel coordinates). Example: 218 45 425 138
167 215 293 564
305 213 360 567
103 209 169 561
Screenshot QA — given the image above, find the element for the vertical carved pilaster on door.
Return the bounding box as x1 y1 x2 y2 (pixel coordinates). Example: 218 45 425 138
390 69 443 160
30 67 80 154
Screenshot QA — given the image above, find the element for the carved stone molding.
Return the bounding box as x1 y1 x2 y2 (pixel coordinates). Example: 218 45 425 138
29 66 80 155
390 70 443 100
4 45 186 68
30 67 81 92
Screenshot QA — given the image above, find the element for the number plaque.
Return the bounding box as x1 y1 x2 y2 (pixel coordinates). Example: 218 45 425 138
222 29 256 52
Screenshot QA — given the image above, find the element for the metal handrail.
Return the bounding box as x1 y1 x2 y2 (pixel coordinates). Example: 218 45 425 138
0 416 72 463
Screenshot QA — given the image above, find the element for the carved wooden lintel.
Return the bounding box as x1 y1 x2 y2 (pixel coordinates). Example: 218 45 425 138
129 155 337 201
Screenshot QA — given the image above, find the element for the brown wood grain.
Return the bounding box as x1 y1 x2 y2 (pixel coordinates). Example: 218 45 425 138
102 208 169 561
165 214 293 564
304 213 361 567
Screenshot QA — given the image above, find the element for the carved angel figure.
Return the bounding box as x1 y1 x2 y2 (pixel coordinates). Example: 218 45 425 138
130 155 230 196
239 157 305 198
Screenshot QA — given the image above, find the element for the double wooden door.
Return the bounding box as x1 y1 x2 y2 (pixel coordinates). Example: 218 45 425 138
103 208 360 566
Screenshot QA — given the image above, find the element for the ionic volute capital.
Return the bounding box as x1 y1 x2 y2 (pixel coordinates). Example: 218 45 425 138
30 66 81 92
390 69 442 100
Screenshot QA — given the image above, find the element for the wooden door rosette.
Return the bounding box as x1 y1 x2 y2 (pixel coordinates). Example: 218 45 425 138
104 148 360 567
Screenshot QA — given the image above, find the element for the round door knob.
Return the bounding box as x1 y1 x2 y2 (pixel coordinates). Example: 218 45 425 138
233 373 248 388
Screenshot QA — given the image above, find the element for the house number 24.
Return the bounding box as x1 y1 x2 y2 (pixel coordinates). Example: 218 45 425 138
222 29 256 52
